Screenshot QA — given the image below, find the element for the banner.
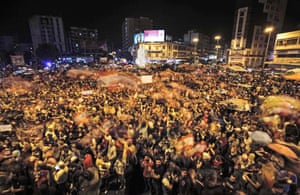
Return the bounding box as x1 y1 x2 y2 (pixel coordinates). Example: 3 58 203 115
0 124 12 132
140 75 153 84
81 90 94 95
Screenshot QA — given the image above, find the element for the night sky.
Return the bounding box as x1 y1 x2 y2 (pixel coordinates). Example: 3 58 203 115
0 0 299 49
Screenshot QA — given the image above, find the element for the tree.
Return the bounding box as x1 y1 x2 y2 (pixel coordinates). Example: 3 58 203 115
35 43 59 62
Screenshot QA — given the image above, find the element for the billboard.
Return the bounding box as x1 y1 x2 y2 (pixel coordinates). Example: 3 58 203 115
144 30 165 42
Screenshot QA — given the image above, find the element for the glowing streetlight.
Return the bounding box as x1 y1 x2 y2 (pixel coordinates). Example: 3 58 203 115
192 37 199 64
214 35 221 42
214 35 221 62
263 26 274 70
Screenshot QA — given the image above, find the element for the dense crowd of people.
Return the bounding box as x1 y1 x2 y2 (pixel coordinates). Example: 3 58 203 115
0 64 300 195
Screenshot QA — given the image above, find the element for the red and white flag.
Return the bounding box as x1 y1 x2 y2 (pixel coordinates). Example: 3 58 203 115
175 133 194 153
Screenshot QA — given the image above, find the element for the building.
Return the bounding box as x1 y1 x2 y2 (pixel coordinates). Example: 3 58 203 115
136 41 193 64
122 17 153 52
183 31 211 55
184 30 200 46
29 15 67 55
68 26 104 57
228 0 288 68
267 30 300 70
184 30 211 60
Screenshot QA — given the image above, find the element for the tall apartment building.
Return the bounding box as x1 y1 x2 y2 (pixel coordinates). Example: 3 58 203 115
68 26 99 55
228 0 287 68
29 15 66 55
183 30 212 62
122 17 153 52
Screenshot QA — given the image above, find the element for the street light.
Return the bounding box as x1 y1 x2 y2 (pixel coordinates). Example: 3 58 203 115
263 26 274 70
214 35 221 62
192 37 199 65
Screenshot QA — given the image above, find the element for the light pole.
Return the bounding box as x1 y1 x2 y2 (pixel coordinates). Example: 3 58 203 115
263 26 274 70
192 37 199 65
214 35 221 63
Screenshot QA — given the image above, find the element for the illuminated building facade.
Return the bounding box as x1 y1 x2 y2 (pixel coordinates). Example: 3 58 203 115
268 30 300 69
138 41 193 64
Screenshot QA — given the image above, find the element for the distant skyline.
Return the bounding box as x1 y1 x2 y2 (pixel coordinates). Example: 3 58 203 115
0 0 299 48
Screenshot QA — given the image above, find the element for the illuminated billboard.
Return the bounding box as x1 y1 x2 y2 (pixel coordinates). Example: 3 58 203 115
144 30 165 42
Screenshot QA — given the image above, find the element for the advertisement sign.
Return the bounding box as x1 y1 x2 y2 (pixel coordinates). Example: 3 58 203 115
144 30 165 42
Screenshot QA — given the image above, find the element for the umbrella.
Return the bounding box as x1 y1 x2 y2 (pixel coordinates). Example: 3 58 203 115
66 68 94 79
282 68 300 81
219 98 250 111
2 76 34 95
275 139 300 157
260 95 300 117
250 130 272 145
93 71 141 90
267 143 298 160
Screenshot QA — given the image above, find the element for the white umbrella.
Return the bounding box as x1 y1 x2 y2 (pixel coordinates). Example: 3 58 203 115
250 130 272 145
